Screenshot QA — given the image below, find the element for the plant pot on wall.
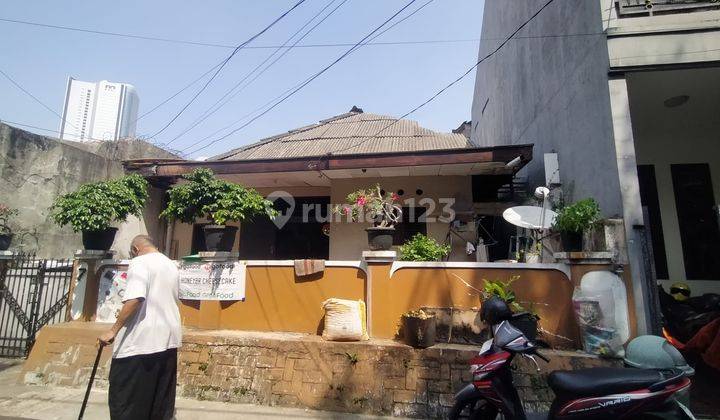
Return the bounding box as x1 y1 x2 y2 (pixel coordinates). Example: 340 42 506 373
510 312 539 342
0 233 12 251
401 313 437 348
560 231 583 252
81 227 118 251
203 225 238 252
366 227 394 251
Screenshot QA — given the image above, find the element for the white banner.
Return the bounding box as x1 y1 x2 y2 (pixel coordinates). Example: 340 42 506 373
178 261 246 301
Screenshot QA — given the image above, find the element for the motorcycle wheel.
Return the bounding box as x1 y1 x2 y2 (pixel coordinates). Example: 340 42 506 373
448 397 499 420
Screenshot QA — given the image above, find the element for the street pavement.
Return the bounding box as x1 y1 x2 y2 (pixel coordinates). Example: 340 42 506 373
0 359 401 420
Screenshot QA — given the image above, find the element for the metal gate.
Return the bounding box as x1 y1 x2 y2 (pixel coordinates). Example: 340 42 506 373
0 253 74 357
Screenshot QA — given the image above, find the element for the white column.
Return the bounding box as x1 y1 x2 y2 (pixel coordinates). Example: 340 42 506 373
609 76 650 335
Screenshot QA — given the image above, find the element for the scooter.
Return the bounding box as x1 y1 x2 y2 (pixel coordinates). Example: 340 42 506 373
450 297 695 419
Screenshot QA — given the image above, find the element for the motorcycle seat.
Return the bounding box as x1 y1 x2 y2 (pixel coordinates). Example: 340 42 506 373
548 367 663 399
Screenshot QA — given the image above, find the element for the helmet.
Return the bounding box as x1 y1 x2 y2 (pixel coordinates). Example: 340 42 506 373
670 282 691 301
481 296 513 325
624 335 694 376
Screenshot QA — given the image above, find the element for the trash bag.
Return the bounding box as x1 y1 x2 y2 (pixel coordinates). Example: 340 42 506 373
572 287 624 357
321 298 369 341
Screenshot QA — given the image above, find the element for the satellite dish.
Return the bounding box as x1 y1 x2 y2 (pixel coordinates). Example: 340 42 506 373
502 206 557 230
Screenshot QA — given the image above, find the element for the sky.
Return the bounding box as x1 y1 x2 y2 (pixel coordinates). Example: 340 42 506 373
0 0 484 159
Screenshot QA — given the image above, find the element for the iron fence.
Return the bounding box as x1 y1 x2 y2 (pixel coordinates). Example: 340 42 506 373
0 253 74 357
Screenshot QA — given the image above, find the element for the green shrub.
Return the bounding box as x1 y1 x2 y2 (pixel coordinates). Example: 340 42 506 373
552 198 600 233
160 168 277 225
399 233 450 261
51 174 149 232
482 276 524 312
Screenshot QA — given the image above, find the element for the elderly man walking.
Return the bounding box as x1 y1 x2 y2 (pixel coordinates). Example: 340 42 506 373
98 235 182 420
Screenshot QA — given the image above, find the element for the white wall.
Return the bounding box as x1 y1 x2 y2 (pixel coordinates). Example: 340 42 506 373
629 68 720 296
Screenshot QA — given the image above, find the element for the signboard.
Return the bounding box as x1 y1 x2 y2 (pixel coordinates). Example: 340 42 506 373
178 261 246 301
96 267 128 323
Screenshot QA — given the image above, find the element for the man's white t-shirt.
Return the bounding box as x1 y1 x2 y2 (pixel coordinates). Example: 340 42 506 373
113 252 182 359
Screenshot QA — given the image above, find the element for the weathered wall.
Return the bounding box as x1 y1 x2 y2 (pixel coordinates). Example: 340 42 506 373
179 264 366 333
0 123 173 257
471 0 624 215
23 323 618 418
175 261 580 348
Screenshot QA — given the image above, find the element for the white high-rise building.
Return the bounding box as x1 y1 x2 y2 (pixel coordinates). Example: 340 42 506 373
59 78 139 141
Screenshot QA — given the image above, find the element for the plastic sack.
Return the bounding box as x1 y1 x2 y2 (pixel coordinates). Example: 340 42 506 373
321 298 369 341
572 287 624 357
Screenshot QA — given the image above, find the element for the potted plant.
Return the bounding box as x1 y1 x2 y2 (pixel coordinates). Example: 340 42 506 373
51 174 149 250
160 168 277 252
552 198 600 252
399 233 450 261
0 204 18 251
482 276 539 341
333 184 402 251
401 309 436 348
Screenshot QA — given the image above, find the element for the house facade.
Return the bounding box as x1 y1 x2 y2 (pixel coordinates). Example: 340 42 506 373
127 108 533 262
471 0 720 333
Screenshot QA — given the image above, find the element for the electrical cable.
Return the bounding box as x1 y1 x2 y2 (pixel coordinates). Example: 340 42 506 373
164 0 349 147
182 0 424 155
318 0 558 158
146 0 308 139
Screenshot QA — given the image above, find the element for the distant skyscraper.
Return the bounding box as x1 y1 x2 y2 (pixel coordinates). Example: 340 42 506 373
59 78 139 141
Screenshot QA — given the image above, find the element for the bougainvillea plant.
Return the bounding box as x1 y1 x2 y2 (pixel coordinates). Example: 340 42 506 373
333 184 402 227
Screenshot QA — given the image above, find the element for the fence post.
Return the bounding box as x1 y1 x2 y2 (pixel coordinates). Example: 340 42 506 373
26 259 47 355
73 250 112 322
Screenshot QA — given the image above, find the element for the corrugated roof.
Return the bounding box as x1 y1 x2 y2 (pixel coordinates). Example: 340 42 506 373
212 108 473 161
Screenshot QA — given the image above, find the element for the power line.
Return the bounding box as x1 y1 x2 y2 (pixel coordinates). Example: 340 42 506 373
0 16 605 49
182 0 429 155
165 0 349 147
169 0 432 148
147 0 308 139
320 0 559 157
0 68 69 125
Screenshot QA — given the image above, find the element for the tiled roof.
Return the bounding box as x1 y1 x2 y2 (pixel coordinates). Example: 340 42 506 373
212 108 473 161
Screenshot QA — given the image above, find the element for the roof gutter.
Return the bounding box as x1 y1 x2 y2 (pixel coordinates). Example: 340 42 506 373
124 144 533 178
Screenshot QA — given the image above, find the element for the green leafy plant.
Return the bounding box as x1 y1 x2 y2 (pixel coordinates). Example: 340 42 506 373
160 168 277 225
345 352 359 365
399 233 451 261
482 276 524 312
0 204 18 234
51 174 148 232
552 198 600 233
332 184 402 227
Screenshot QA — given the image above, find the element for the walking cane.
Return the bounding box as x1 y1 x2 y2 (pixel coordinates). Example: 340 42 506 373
78 343 105 420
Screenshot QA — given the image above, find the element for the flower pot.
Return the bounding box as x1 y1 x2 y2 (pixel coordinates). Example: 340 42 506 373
510 312 539 342
560 231 583 252
402 315 437 348
203 225 238 252
82 227 118 251
366 227 394 251
0 233 12 251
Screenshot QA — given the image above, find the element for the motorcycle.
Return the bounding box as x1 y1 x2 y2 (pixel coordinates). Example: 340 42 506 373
450 297 695 419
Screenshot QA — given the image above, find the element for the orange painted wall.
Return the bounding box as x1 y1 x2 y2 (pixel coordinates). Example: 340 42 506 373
179 265 366 334
179 263 580 348
370 265 579 347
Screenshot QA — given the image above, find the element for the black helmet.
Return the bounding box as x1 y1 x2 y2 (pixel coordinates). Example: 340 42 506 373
481 296 513 325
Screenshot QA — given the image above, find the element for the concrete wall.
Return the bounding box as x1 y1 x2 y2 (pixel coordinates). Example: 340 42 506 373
471 0 624 216
0 123 174 258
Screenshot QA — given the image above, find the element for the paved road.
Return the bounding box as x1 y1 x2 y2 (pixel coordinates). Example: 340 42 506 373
0 359 400 420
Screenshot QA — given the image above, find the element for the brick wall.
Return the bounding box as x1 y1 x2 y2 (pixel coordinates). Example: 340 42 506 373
23 323 618 418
